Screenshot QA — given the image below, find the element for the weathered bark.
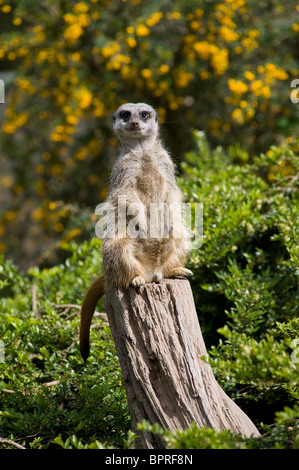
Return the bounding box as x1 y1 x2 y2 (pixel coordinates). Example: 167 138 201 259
104 278 260 449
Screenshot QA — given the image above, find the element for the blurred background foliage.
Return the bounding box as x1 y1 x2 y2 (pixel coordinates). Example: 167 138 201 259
0 0 299 269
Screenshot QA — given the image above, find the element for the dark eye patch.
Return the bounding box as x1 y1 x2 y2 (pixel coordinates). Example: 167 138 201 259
140 111 150 120
120 111 131 121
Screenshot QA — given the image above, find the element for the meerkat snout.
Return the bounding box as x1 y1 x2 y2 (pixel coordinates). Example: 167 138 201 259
130 120 139 129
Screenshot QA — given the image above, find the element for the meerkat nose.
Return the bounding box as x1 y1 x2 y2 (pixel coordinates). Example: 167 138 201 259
131 121 139 127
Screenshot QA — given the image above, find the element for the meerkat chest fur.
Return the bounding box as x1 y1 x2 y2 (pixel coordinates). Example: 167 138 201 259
129 150 178 207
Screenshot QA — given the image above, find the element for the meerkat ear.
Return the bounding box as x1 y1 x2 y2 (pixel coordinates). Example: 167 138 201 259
155 111 158 122
113 112 117 122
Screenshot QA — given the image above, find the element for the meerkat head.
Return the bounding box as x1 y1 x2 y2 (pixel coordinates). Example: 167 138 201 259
113 103 159 144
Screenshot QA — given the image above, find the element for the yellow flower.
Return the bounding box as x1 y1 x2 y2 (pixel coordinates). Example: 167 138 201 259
244 71 255 81
234 46 243 54
158 64 170 74
66 115 79 125
193 41 212 60
275 69 288 80
219 26 239 42
232 108 245 125
32 208 44 222
107 54 131 71
211 48 228 75
93 98 105 117
175 70 194 88
136 24 150 37
72 52 81 62
241 37 258 51
195 8 204 18
101 42 120 58
141 68 153 79
228 79 248 94
54 223 64 233
261 85 271 98
13 17 22 26
63 13 76 24
75 147 88 161
2 5 11 13
15 77 36 94
250 80 270 97
126 37 137 48
200 70 210 80
190 21 201 30
172 12 181 19
77 13 90 27
64 24 83 44
264 64 288 81
73 2 89 13
75 86 92 109
1 176 14 188
146 12 163 27
5 210 16 221
67 228 82 239
8 52 16 61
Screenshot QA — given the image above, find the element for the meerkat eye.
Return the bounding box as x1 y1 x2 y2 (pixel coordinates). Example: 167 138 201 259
120 111 131 121
140 111 150 120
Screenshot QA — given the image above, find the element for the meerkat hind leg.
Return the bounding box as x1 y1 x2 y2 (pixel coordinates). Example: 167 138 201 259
168 267 193 278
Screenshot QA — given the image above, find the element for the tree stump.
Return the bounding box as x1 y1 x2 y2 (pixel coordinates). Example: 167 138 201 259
104 278 260 449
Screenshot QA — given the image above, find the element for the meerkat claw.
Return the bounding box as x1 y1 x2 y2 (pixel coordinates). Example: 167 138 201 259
131 276 146 287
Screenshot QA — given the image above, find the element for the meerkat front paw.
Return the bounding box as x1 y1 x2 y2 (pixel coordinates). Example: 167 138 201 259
152 271 163 282
131 276 146 287
169 267 193 278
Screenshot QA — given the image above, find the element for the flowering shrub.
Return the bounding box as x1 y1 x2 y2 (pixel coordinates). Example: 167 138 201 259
0 0 298 266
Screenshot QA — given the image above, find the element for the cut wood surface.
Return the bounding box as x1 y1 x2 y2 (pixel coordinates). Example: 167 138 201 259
105 278 260 449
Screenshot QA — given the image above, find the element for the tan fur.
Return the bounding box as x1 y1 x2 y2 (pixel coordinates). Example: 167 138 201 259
80 103 192 360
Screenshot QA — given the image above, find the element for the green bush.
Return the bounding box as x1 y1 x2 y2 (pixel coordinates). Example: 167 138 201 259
179 132 299 447
0 133 298 449
0 240 129 449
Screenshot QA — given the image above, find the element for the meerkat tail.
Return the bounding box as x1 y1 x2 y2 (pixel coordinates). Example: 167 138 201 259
79 274 106 361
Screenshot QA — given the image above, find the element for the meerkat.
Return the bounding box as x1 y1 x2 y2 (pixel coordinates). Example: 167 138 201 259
79 103 192 360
